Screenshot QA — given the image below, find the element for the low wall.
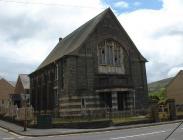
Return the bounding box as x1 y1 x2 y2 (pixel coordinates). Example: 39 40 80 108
52 120 112 129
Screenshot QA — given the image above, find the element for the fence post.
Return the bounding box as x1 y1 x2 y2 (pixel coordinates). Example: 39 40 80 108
150 100 159 122
167 99 176 120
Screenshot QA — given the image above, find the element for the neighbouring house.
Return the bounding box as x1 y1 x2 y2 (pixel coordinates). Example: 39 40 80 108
30 8 148 117
0 78 15 107
11 74 30 108
148 77 173 93
166 70 183 105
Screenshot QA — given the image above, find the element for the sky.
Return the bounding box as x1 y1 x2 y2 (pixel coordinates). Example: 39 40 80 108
0 0 183 83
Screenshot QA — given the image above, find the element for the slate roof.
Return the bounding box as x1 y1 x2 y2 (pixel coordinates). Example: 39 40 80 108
19 74 30 89
37 8 109 70
8 81 16 87
0 78 15 88
36 8 147 71
0 77 15 87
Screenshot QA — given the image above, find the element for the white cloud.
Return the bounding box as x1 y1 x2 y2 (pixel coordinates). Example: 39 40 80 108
118 0 183 82
134 2 141 7
0 0 105 80
0 72 8 78
1 0 183 83
168 67 183 77
114 1 129 8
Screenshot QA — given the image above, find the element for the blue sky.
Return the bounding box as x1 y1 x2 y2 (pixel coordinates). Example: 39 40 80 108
0 0 183 83
105 0 163 13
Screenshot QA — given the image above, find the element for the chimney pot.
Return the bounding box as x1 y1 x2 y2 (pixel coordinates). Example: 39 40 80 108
59 38 62 42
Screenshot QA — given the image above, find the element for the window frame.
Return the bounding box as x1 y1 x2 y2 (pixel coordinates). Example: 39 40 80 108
97 39 124 67
81 98 86 108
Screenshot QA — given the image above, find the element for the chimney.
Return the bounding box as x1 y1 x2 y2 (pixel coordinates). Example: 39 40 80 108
59 37 62 42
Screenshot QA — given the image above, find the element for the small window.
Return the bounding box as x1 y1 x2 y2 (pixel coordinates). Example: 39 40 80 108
61 65 64 89
81 98 86 108
55 64 58 80
101 48 105 64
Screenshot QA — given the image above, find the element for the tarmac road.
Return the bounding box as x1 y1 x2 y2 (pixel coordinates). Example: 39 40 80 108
0 127 25 140
0 122 183 140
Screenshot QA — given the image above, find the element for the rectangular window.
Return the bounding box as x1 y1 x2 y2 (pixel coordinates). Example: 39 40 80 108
81 98 86 108
61 65 64 89
54 89 58 107
117 48 121 65
109 46 113 65
55 64 58 80
114 49 118 65
101 48 105 64
98 46 102 65
104 43 108 64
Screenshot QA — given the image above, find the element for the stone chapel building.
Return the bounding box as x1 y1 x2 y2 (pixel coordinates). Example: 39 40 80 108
30 8 148 117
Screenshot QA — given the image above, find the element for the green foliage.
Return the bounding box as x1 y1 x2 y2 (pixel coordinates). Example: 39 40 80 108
149 88 166 101
112 116 148 124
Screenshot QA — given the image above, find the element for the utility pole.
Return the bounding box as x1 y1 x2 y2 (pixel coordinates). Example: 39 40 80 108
23 94 27 131
24 102 27 131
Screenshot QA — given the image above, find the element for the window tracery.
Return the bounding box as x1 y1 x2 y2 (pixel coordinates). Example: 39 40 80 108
98 39 124 67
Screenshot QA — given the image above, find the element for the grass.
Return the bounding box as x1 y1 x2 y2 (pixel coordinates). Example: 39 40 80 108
112 115 148 125
52 115 149 125
52 117 110 124
176 111 183 116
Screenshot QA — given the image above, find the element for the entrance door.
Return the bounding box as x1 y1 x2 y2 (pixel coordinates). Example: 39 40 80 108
99 92 112 108
117 91 128 111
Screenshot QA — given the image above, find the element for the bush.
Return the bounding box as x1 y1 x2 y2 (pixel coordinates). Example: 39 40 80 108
149 88 166 101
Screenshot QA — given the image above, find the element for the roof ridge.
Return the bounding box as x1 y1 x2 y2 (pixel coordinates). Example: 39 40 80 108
149 77 173 84
18 74 30 89
0 78 15 87
166 70 182 88
62 8 110 42
8 80 16 87
36 8 110 71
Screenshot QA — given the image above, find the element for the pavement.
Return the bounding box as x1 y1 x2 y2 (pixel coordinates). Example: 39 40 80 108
0 119 183 137
1 121 183 140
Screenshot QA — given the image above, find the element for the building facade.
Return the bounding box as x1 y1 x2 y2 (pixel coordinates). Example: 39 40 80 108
11 74 30 107
166 70 183 105
0 78 15 107
30 8 148 117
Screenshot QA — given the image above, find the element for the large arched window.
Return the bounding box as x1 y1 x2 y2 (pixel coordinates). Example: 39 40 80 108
98 39 124 67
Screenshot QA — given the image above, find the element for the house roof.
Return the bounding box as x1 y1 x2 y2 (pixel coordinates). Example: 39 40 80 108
148 70 183 93
0 78 15 96
8 81 16 87
148 77 173 93
166 70 183 89
35 8 147 72
18 74 30 89
0 78 15 88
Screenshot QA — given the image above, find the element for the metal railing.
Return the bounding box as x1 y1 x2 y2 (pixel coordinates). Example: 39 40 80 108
0 105 34 121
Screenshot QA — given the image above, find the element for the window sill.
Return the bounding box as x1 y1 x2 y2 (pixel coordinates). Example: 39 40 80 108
99 64 121 67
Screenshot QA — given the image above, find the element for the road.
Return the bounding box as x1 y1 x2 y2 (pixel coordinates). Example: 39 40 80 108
0 127 26 140
0 122 183 140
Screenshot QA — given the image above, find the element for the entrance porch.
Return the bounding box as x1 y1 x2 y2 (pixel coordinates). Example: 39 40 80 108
97 88 134 111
